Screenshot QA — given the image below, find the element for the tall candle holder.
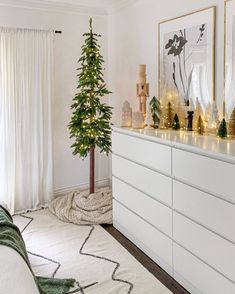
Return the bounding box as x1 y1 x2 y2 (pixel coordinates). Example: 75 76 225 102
187 111 194 131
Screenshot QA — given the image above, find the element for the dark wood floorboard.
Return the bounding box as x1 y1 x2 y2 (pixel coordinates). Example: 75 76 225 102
102 224 189 294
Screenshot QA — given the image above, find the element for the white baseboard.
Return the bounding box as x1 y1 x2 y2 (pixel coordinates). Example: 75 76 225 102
53 178 111 198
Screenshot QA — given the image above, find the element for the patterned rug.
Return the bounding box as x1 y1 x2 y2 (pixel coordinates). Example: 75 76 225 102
13 209 171 294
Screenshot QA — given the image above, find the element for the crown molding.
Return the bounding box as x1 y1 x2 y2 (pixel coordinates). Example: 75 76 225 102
108 0 138 14
0 0 108 16
0 0 137 16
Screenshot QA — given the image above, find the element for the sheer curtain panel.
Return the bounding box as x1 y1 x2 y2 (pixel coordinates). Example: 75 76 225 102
0 28 54 213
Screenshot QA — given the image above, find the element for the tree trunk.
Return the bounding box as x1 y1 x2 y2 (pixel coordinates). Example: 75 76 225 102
90 147 95 194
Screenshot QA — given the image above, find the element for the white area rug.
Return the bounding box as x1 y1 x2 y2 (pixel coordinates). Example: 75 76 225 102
13 209 171 294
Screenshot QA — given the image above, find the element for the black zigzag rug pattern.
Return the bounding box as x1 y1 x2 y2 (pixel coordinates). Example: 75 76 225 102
17 210 134 294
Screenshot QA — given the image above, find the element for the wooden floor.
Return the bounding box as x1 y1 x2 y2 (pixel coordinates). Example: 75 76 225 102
102 224 189 294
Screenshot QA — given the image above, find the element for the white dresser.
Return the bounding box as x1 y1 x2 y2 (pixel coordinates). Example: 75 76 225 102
112 127 235 294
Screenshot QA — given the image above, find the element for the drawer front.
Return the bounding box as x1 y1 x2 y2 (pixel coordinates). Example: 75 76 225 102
112 131 171 175
113 177 172 237
174 212 235 283
173 148 235 202
174 243 235 294
173 180 235 243
112 154 172 206
113 200 173 275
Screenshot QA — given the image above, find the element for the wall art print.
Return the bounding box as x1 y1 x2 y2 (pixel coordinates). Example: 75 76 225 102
158 7 215 115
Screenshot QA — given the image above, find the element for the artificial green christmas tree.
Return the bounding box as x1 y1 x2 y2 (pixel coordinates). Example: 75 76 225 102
172 114 180 130
68 18 112 194
150 96 161 128
217 118 228 138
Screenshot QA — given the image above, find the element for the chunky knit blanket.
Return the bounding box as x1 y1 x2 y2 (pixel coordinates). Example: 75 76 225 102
49 187 112 225
0 205 75 294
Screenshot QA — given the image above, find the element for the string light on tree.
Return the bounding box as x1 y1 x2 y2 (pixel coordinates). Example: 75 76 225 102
68 18 112 194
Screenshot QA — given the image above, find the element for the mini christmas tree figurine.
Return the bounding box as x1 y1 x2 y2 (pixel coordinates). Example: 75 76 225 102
205 102 212 122
68 18 112 194
172 114 180 130
193 97 203 130
166 101 173 128
145 97 153 129
229 107 235 137
207 100 219 134
150 96 161 128
197 115 205 135
217 118 228 138
177 101 187 129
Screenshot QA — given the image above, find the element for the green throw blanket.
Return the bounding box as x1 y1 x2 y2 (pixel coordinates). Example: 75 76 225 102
0 205 75 294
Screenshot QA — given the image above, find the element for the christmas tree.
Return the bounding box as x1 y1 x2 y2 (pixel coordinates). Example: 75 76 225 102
68 18 112 194
197 115 205 135
217 118 228 138
150 96 161 128
166 101 173 128
193 97 203 130
172 114 180 130
207 100 219 133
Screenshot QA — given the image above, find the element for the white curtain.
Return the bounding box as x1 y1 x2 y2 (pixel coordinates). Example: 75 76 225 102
0 28 54 214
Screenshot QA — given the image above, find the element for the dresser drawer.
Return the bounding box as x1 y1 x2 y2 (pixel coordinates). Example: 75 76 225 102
113 177 172 236
174 243 235 294
173 180 235 243
112 154 172 206
173 148 235 202
173 212 235 283
112 131 171 175
113 200 173 275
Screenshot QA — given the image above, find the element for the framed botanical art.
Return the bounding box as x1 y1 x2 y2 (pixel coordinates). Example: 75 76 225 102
224 0 235 119
158 7 215 116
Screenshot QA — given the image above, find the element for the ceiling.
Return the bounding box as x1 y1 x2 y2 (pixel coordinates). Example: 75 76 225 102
0 0 131 14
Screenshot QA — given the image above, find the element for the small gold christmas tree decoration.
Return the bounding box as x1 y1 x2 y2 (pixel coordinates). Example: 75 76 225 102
229 107 235 138
197 115 205 135
193 97 203 130
165 101 173 128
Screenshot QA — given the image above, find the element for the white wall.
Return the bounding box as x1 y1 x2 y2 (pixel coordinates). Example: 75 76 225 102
108 0 225 125
0 0 226 194
0 6 110 193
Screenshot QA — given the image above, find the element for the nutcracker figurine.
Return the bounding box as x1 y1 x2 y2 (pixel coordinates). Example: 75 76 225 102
137 64 149 115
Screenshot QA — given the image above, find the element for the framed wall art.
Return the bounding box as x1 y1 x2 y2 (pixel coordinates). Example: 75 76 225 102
158 7 215 116
224 0 235 120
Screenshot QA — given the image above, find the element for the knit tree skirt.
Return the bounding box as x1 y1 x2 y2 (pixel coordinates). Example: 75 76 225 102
49 187 112 225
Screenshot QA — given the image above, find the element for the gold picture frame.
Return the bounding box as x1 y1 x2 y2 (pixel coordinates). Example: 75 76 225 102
224 0 235 119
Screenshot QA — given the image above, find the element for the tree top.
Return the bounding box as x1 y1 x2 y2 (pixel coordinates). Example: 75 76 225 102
89 18 93 31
